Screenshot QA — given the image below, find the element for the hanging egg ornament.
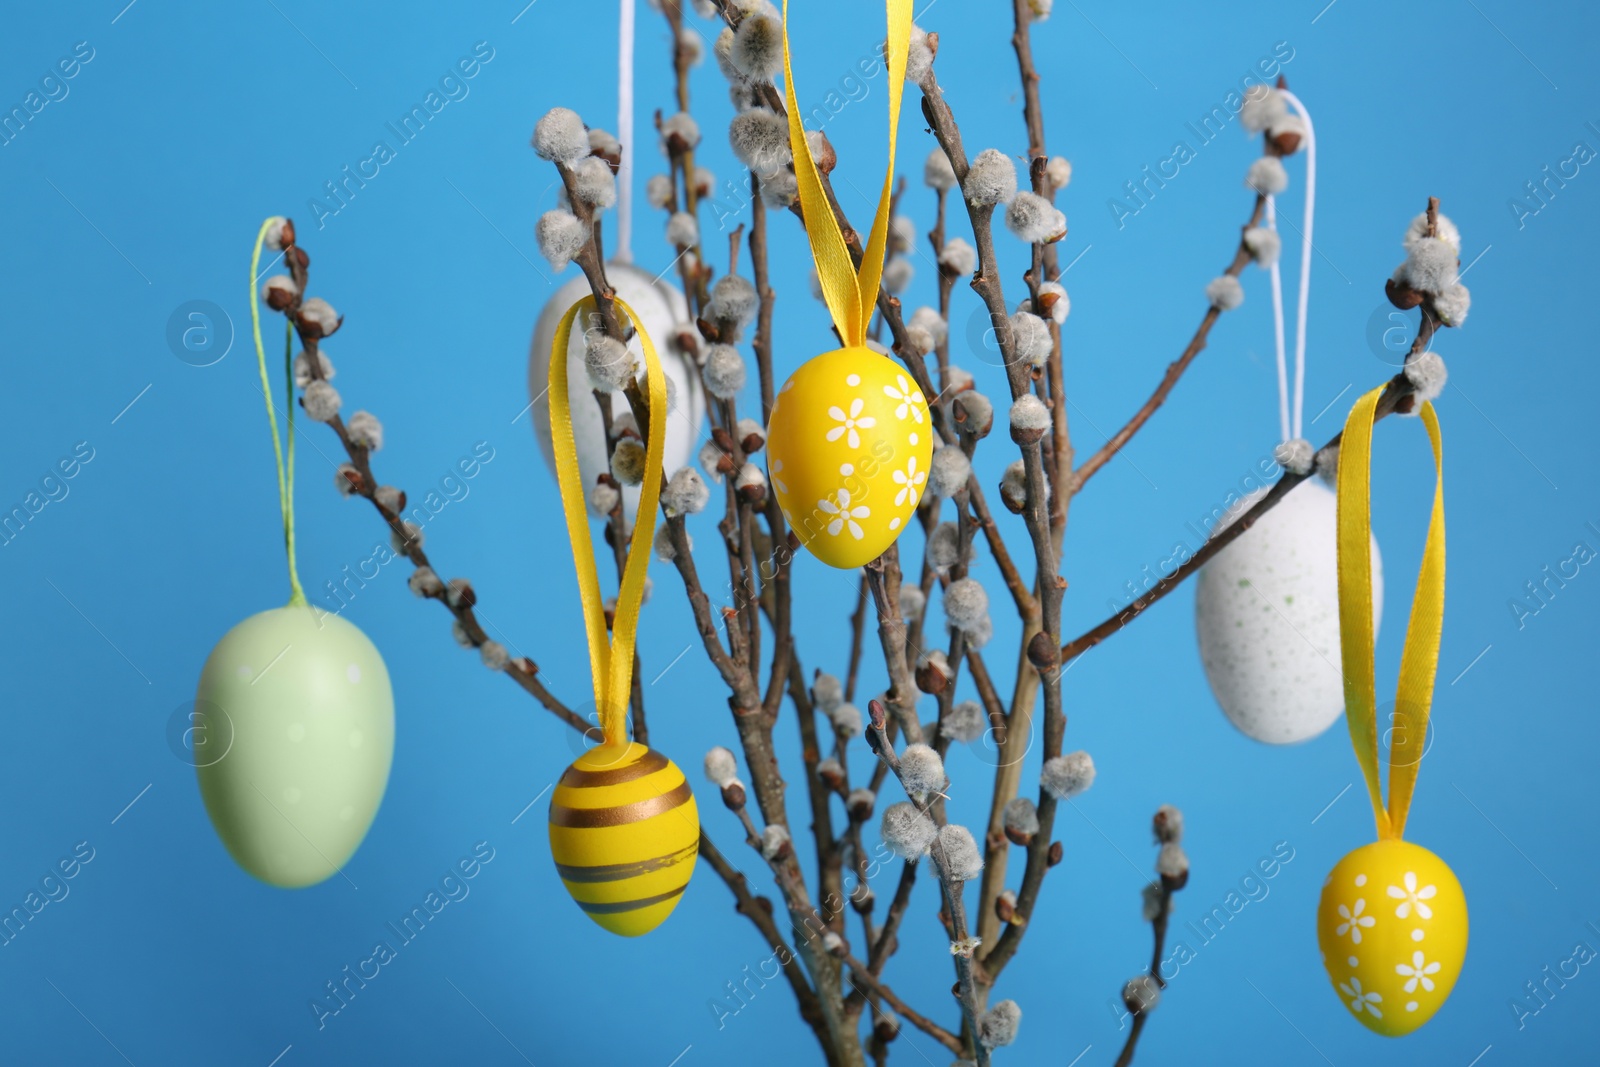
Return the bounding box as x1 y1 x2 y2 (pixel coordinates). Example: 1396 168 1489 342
544 293 696 936
1317 386 1459 1035
1194 479 1384 744
548 741 699 936
528 262 705 520
195 606 394 887
767 348 932 569
1317 839 1467 1036
767 0 922 569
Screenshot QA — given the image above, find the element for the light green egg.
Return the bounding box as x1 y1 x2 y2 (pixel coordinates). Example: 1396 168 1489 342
195 605 394 888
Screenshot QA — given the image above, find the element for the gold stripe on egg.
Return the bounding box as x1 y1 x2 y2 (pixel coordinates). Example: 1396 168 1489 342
557 747 670 788
575 885 688 915
553 842 699 884
548 778 693 828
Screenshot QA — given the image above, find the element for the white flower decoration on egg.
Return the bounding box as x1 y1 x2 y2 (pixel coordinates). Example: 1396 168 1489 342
1387 871 1437 920
818 488 870 540
1395 950 1441 994
1338 977 1383 1019
884 375 925 423
892 456 926 508
1335 898 1376 944
825 398 876 449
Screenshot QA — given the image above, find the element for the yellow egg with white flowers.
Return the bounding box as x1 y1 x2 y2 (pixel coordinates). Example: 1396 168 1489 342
1317 838 1467 1037
766 346 934 569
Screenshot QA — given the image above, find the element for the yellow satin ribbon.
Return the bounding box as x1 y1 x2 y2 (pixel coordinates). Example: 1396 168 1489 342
1336 385 1446 841
550 296 667 747
782 0 913 348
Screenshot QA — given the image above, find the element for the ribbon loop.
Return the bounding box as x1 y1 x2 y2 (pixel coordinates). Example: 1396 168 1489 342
1335 385 1446 840
549 296 668 747
781 0 913 348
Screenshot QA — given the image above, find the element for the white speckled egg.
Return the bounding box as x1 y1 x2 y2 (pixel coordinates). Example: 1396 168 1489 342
195 606 394 887
1194 479 1383 744
528 263 705 519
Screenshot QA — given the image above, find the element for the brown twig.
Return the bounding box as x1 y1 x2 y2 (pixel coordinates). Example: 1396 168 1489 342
841 952 964 1055
1070 192 1269 494
1060 369 1418 663
1114 810 1187 1067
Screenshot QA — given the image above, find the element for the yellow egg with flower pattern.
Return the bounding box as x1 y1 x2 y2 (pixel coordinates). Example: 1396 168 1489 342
1317 839 1467 1036
766 346 934 569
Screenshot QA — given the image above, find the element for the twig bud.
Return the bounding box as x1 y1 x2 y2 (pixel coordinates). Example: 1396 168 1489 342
1141 881 1165 922
1002 797 1038 846
849 884 875 915
1047 840 1063 867
1157 842 1189 889
1009 395 1050 445
736 417 765 454
262 275 296 311
914 650 950 695
1123 975 1161 1016
1026 630 1059 672
721 777 748 810
817 757 845 791
807 129 836 174
334 464 364 497
867 698 888 733
977 1000 1021 1048
1385 275 1426 310
445 578 476 610
735 462 767 506
760 824 792 861
846 788 875 822
1152 804 1184 844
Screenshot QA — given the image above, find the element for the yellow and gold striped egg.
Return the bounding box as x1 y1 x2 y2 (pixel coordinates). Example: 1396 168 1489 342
766 346 934 570
547 742 699 937
1317 839 1468 1037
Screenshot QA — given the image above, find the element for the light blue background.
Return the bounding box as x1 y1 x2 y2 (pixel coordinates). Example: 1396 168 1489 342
1 1 1594 1064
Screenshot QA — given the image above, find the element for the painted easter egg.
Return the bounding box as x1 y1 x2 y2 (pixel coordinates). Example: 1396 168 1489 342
1318 839 1467 1036
1195 479 1384 744
548 741 699 937
528 262 705 519
766 346 933 569
195 606 394 888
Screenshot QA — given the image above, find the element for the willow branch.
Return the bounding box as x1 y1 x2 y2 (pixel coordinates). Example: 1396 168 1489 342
1060 368 1418 662
841 952 964 1055
1070 191 1268 494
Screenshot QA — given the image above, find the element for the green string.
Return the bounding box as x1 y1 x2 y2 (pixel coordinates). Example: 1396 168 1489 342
250 217 307 607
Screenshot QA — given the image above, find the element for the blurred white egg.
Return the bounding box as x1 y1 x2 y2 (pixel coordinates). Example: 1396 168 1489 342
1194 479 1383 744
528 263 704 519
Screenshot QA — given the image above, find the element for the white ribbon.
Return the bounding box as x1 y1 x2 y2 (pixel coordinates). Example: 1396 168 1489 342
1267 90 1316 441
